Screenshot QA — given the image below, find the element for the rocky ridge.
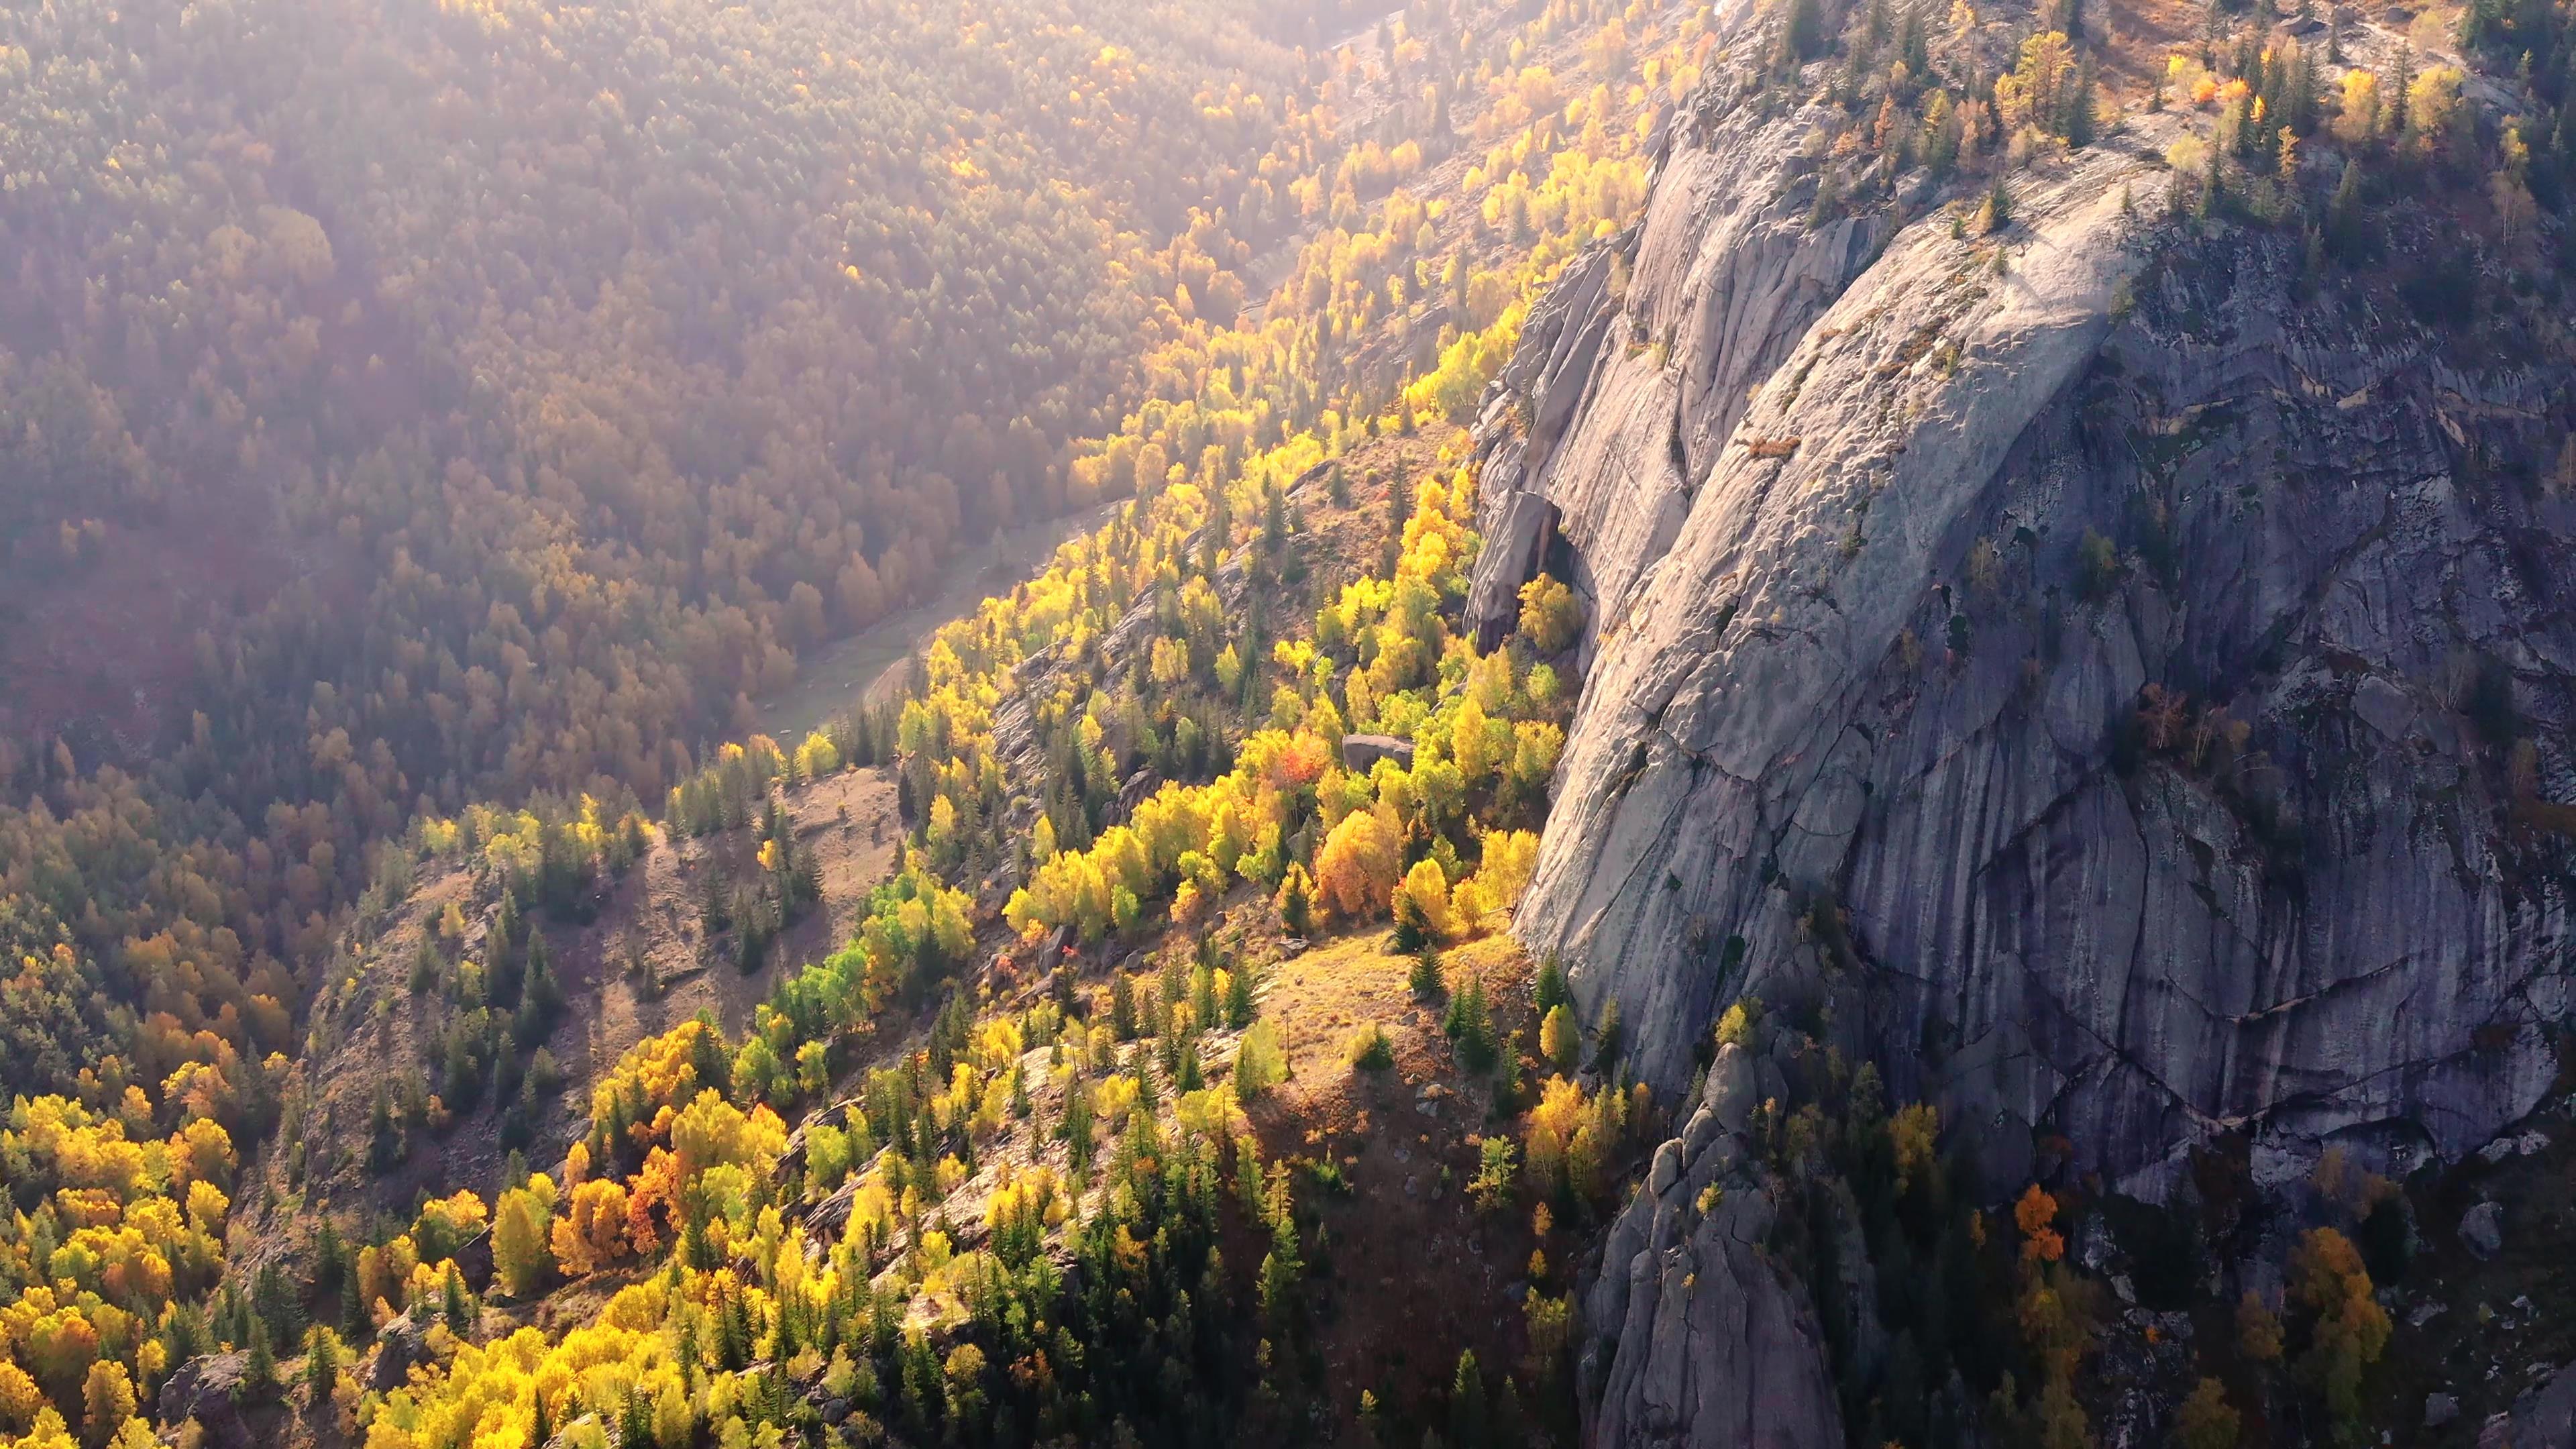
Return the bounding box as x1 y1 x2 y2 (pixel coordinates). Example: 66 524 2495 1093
1470 1 2576 1440
1580 1043 1846 1446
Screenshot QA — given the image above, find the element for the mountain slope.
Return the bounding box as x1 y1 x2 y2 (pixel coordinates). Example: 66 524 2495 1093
1488 0 2573 1193
1466 0 2576 1438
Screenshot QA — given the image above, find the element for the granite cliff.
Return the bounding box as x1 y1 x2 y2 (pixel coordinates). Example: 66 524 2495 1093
1469 0 2576 1440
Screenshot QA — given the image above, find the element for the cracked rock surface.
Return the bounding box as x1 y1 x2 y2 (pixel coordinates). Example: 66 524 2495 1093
1483 46 2572 1189
1473 10 2576 1443
1582 1046 1844 1448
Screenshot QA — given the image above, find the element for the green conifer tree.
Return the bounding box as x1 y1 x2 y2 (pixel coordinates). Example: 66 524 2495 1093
1448 1350 1489 1449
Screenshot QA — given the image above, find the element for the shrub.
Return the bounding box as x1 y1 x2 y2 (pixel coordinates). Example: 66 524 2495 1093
1344 1024 1396 1072
2075 527 2122 600
1234 1022 1288 1102
1470 1137 1519 1212
1590 998 1623 1070
2174 1379 2241 1449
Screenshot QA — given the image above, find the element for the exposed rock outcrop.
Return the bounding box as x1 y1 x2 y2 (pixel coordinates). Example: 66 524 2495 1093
1477 5 2576 1442
368 1311 429 1393
2486 1362 2576 1448
1482 29 2575 1195
1582 1045 1844 1448
154 1351 259 1447
1341 733 1419 772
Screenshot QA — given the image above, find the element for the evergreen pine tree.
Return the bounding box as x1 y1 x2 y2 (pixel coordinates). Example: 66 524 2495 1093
793 844 824 910
303 1328 336 1404
241 1318 276 1403
313 1218 344 1298
1532 955 1568 1016
1392 891 1431 954
1779 0 1825 67
369 1088 401 1173
492 889 521 957
1192 961 1219 1028
688 1013 732 1095
769 1297 798 1362
515 932 560 1047
1275 863 1316 938
1063 1081 1097 1175
2065 62 2096 146
1495 1376 1528 1449
1409 947 1446 1001
2325 157 2364 260
1111 971 1139 1040
1455 976 1498 1073
619 1385 651 1449
726 1287 755 1371
442 1265 476 1335
1226 959 1257 1029
1448 1350 1489 1449
1592 998 1625 1071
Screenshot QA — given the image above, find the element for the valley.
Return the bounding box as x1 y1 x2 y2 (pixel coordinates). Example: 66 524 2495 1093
5 0 2576 1443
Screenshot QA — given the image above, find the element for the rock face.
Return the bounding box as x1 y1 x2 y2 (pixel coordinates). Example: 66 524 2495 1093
1582 1045 1844 1448
1474 4 2576 1442
1481 30 2575 1189
2487 1363 2576 1448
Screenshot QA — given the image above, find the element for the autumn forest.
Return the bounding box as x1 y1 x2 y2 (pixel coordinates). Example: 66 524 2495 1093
18 0 2556 1434
0 0 1711 1444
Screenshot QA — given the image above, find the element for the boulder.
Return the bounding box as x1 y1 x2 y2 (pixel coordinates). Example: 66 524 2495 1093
1339 735 1415 773
369 1311 429 1393
807 1175 861 1238
154 1352 257 1448
2462 1201 2506 1260
1116 767 1157 814
1465 491 1558 651
2486 1363 2576 1448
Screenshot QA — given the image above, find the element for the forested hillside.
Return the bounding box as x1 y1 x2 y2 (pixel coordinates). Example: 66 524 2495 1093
0 0 1313 782
0 0 1718 1444
25 0 2575 1438
0 0 1341 1128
